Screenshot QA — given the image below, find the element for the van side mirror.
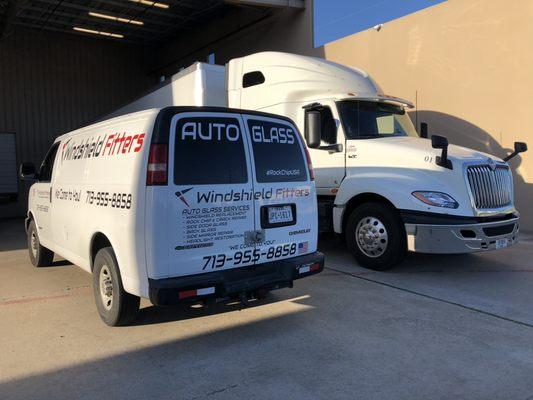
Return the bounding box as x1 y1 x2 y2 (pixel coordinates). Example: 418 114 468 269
420 122 428 139
19 162 37 181
431 135 453 170
304 110 321 149
504 141 528 162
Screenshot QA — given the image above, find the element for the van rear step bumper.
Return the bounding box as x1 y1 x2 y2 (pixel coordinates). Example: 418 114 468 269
148 252 324 306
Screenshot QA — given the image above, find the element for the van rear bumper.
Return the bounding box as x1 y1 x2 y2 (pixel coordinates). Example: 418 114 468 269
148 252 324 306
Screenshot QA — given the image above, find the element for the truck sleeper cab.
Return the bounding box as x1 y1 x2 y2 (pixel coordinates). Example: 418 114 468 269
20 106 324 326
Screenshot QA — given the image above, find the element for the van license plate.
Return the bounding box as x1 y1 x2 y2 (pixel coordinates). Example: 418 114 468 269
496 238 510 249
268 205 294 225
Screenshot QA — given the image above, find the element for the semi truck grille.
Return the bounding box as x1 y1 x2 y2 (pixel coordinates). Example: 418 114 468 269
466 164 512 209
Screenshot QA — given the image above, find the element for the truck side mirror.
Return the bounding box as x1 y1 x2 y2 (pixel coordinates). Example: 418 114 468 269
431 135 453 170
20 162 37 181
515 141 528 153
420 122 428 139
304 110 321 149
504 141 528 162
431 135 448 149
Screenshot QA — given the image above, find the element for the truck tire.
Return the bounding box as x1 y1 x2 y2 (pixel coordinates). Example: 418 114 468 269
93 247 140 326
27 220 54 267
345 202 406 271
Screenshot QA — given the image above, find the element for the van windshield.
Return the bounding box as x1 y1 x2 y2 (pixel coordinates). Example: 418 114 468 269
337 100 418 139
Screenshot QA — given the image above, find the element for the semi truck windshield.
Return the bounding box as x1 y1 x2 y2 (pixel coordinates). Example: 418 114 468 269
337 100 418 139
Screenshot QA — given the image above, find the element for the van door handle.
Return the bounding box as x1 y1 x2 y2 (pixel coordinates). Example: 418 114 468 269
255 230 264 243
50 187 52 202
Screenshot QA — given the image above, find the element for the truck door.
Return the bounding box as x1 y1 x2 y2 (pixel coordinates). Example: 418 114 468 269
32 142 59 246
146 111 257 279
305 102 346 191
243 115 317 265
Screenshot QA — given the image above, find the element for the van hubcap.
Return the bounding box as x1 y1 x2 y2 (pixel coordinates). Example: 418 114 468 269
30 231 38 257
99 265 114 310
355 216 388 258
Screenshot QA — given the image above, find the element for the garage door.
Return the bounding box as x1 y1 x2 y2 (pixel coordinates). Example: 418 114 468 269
0 133 18 201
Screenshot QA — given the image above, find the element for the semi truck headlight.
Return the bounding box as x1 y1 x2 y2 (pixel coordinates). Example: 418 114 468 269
412 191 459 209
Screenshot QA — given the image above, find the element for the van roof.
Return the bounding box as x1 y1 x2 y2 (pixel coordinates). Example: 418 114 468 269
55 108 161 142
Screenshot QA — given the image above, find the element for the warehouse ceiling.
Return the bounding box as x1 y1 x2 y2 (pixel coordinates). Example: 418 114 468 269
0 0 278 45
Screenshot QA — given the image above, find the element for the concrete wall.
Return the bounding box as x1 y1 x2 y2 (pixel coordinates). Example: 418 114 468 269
0 28 154 218
322 0 533 230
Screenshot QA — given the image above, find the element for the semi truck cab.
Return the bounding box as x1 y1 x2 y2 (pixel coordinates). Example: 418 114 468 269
227 52 527 270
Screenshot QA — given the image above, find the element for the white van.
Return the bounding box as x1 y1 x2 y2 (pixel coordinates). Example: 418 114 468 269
20 106 324 326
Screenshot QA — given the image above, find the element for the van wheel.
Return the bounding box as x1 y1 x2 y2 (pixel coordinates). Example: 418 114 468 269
345 202 406 271
27 220 54 267
93 247 140 326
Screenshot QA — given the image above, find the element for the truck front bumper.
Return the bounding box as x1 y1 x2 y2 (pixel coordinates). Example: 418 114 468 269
148 252 324 306
403 213 519 254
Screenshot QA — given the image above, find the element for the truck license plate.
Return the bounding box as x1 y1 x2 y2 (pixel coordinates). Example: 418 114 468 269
496 238 510 249
268 205 293 225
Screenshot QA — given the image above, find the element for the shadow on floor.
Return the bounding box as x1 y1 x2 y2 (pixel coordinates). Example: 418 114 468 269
134 292 284 327
0 295 318 400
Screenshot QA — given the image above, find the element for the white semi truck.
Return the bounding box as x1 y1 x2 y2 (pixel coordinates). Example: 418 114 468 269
108 52 527 270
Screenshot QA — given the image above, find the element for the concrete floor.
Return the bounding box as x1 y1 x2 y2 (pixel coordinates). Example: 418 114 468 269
1 218 533 400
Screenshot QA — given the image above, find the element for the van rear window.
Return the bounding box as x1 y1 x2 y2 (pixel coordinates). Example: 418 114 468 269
174 117 248 185
246 119 307 183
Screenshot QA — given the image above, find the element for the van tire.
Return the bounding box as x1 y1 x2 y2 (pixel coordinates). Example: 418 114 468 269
345 202 406 271
27 220 54 267
93 247 140 326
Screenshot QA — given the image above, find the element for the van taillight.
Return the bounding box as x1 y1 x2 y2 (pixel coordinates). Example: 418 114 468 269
304 147 315 181
147 144 168 185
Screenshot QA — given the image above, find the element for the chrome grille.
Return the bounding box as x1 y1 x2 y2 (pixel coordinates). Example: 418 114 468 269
466 164 512 209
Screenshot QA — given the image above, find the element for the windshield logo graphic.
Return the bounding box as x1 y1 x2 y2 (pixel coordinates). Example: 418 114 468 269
60 133 145 163
175 188 193 207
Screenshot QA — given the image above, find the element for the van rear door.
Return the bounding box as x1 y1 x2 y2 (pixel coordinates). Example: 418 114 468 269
146 110 257 279
243 115 317 265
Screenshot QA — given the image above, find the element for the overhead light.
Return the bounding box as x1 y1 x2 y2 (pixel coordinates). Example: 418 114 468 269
130 0 170 9
73 27 124 39
88 12 144 25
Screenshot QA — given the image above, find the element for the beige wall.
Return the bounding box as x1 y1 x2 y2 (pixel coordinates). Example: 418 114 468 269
323 0 533 230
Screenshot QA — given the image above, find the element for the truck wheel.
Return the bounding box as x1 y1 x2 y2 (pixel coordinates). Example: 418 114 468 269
27 220 54 267
345 202 406 271
93 247 140 326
